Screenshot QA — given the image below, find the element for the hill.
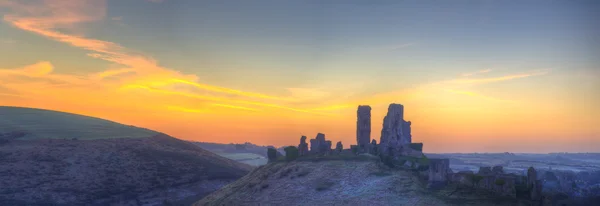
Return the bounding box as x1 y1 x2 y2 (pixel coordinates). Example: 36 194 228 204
0 106 157 140
0 106 253 205
194 155 532 206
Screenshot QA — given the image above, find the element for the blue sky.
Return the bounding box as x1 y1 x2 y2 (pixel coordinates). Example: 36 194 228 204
94 0 599 92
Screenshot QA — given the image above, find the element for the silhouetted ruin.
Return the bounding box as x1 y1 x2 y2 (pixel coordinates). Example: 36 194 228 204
280 103 549 202
356 105 371 153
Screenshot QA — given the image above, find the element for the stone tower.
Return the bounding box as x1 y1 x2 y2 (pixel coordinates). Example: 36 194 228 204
356 105 371 150
379 103 405 156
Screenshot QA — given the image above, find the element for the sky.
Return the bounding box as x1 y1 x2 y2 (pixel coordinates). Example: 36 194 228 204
0 0 599 153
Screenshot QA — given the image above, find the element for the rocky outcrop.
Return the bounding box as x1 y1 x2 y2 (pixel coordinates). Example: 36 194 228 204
298 136 309 156
356 105 371 153
379 103 413 158
428 159 450 188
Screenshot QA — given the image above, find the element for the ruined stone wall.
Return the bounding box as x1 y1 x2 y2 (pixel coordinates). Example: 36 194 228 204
450 166 521 198
356 105 372 150
309 133 331 154
298 136 309 156
379 103 415 156
402 121 412 144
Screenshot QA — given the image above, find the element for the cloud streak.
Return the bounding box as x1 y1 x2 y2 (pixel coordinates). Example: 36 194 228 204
443 89 517 103
448 69 549 85
461 69 492 77
0 0 321 115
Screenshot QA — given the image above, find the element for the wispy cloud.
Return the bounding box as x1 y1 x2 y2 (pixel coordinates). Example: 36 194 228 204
341 69 551 107
461 69 492 77
443 89 517 103
211 103 260 112
166 105 207 113
448 69 549 85
387 42 417 51
0 0 322 115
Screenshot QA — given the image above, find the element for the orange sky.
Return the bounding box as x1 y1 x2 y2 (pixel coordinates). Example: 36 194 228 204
1 0 599 153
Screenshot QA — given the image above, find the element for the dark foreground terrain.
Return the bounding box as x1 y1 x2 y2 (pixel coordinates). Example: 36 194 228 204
195 154 538 206
0 107 252 205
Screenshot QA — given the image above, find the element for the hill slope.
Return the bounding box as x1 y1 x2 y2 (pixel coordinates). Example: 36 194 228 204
0 106 157 140
195 156 533 206
0 107 253 205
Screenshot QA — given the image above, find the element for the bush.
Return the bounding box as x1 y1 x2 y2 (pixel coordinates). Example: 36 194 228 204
267 148 277 162
381 155 395 168
315 181 334 191
284 146 299 161
495 178 506 186
350 145 358 154
468 174 484 186
409 143 423 151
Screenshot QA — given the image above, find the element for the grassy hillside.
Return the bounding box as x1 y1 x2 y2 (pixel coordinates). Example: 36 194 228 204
0 106 253 205
0 106 157 140
195 155 534 206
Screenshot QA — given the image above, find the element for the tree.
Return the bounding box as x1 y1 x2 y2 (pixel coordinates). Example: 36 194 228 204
284 146 299 161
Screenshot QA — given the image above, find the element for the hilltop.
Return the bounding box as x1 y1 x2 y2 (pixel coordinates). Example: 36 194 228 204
195 103 548 206
0 106 157 140
0 107 252 205
195 155 529 206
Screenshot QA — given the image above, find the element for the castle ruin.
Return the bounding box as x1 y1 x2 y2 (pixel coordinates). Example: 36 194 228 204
356 105 371 153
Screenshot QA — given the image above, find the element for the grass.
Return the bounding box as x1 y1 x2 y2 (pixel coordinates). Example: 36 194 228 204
294 153 380 162
494 178 506 186
370 171 392 177
0 106 157 140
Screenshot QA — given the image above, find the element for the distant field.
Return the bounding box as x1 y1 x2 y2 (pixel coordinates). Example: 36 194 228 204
217 152 268 166
0 106 158 140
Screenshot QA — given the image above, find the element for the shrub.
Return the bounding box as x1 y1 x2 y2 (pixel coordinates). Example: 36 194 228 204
350 145 358 154
260 183 269 189
495 178 506 186
315 181 334 191
297 169 310 177
468 174 484 187
284 146 299 161
417 156 429 165
409 143 423 152
267 148 277 162
381 155 396 168
370 171 391 177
